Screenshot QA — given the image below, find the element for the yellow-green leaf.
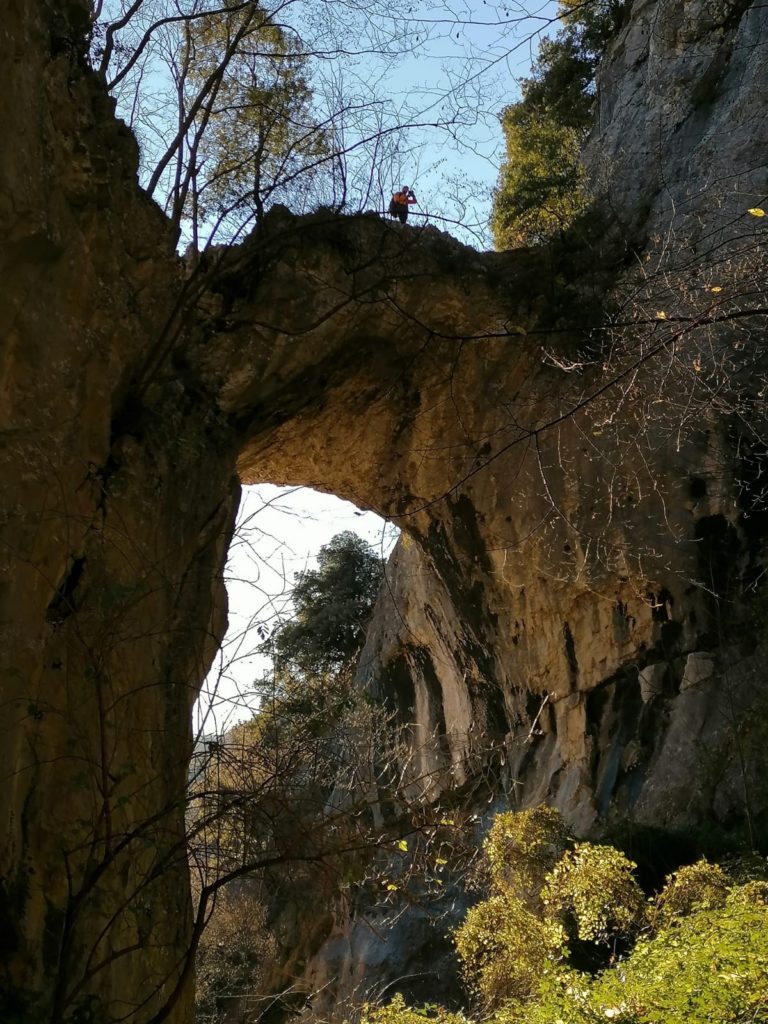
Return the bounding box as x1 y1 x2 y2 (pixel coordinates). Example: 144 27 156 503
397 839 408 852
747 207 766 217
656 311 667 320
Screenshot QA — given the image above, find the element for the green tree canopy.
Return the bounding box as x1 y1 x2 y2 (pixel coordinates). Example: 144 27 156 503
491 1 626 248
261 531 384 680
179 1 330 239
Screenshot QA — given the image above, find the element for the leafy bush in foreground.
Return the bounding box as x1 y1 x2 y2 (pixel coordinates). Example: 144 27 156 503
364 807 768 1024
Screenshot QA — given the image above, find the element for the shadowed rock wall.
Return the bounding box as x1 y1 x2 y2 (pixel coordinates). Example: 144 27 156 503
0 3 239 1020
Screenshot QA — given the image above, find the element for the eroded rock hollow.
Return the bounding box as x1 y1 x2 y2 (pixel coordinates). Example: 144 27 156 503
1 0 767 1021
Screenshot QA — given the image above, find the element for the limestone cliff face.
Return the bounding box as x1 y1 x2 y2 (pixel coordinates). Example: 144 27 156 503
1 1 768 1022
0 3 239 1020
346 0 768 839
589 0 766 241
289 0 768 1008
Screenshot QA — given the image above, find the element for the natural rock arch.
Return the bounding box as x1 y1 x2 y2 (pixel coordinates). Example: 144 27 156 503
2 2 768 1022
0 32 568 1014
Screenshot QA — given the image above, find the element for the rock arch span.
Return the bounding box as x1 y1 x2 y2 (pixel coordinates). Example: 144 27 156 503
2 2 768 1021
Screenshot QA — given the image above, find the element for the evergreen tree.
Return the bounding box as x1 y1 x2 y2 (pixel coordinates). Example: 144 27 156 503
262 531 384 680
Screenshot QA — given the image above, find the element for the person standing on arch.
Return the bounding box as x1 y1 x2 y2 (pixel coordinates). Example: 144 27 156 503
389 185 417 224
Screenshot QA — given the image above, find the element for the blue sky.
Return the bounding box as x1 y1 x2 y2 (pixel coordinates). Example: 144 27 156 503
101 0 561 247
362 0 562 243
296 0 562 244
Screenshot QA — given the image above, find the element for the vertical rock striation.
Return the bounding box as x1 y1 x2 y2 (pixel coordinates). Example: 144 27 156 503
0 3 240 1019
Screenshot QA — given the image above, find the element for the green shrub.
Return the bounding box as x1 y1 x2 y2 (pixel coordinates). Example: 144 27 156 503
542 843 646 945
368 809 768 1024
454 890 567 1009
650 859 730 932
483 805 570 903
361 994 469 1024
593 890 768 1023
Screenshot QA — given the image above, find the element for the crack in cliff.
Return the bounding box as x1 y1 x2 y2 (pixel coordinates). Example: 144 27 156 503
46 556 86 625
